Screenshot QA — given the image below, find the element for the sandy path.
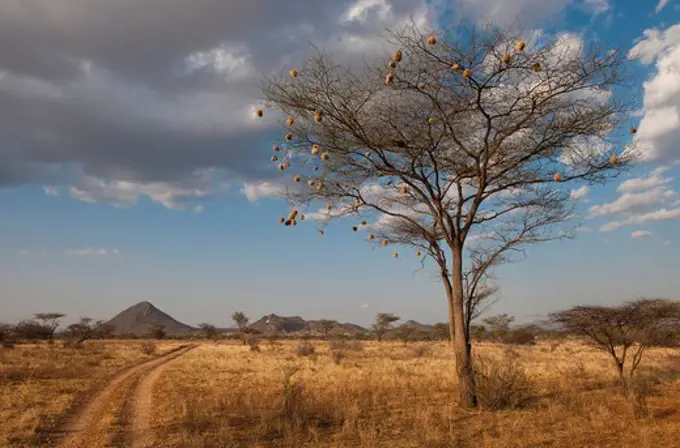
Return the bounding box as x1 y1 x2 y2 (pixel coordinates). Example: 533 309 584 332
129 345 192 448
57 344 196 448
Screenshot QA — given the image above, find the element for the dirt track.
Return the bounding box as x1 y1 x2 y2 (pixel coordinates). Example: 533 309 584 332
56 344 196 448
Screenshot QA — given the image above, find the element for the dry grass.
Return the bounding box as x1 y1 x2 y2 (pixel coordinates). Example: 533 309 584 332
0 340 183 446
152 340 680 448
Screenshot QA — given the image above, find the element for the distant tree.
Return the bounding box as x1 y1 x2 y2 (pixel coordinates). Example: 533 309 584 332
0 323 14 346
66 317 113 343
433 322 450 341
469 324 488 341
148 324 166 340
14 320 53 341
33 313 65 341
550 298 680 390
483 314 515 337
198 323 219 341
317 319 337 338
372 313 400 342
232 311 249 332
396 325 415 345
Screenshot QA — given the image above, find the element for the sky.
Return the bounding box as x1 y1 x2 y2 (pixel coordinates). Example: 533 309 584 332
1 0 680 329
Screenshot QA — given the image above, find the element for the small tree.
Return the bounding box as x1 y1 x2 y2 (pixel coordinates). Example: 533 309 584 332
483 313 515 341
0 323 14 347
198 323 219 341
260 22 635 407
433 322 450 341
66 317 112 343
396 324 415 345
550 298 680 390
373 313 400 342
148 324 166 340
33 313 65 341
14 320 54 340
317 319 337 338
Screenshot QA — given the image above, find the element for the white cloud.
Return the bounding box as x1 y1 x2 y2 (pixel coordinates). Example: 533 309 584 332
617 167 672 193
65 248 121 257
582 0 610 16
627 24 680 162
360 303 369 308
576 226 595 233
631 230 652 239
342 0 392 24
68 170 224 211
42 186 60 196
656 0 671 14
18 249 47 257
599 207 680 231
241 181 288 202
569 185 590 200
185 43 254 79
589 187 676 216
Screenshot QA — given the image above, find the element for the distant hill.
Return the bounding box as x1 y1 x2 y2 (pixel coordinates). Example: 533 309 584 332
249 314 308 333
103 301 195 336
400 320 434 331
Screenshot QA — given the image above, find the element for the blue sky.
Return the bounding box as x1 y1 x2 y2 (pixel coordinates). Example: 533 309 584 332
1 0 679 328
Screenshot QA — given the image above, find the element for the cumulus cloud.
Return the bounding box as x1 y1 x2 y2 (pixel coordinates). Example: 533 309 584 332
599 207 680 231
656 0 671 14
631 230 652 239
617 167 672 193
241 181 288 202
589 187 676 216
627 24 680 162
569 185 590 200
65 248 121 257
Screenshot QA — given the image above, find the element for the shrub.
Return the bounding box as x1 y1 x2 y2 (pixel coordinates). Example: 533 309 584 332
63 340 85 349
140 341 156 355
330 349 345 364
246 337 261 352
475 356 535 410
412 345 430 357
296 341 315 357
328 340 364 352
502 328 537 345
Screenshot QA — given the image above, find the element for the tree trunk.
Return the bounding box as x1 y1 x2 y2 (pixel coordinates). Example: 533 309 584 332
442 268 456 348
451 245 478 408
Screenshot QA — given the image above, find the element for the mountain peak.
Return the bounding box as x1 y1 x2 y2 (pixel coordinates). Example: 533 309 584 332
103 301 194 336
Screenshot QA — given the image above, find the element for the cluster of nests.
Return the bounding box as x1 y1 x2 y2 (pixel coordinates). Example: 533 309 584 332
384 38 537 89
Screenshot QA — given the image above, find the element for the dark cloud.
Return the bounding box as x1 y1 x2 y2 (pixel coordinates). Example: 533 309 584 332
0 0 576 208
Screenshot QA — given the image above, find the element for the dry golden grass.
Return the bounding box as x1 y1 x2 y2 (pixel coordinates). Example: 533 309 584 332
0 340 183 446
153 340 680 448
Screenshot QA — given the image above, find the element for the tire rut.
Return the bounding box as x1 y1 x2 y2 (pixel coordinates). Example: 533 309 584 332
56 344 197 448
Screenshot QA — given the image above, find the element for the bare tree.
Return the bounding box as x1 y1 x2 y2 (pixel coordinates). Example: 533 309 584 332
198 323 219 341
372 313 400 341
550 298 680 390
260 22 635 407
483 313 515 336
33 313 65 341
317 319 337 338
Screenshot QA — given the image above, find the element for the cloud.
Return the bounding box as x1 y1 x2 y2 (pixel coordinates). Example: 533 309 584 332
663 239 671 246
42 186 60 196
65 248 121 257
656 0 671 14
631 230 652 239
569 185 590 200
589 187 676 216
241 181 288 202
576 226 595 233
599 207 680 231
18 249 47 257
627 24 680 162
582 0 610 16
0 0 435 204
360 303 369 308
617 167 672 193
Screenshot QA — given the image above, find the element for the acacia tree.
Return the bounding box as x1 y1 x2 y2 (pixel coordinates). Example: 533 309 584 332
66 317 113 343
550 298 680 390
199 323 219 341
317 319 337 338
373 313 400 341
259 23 635 407
34 313 66 341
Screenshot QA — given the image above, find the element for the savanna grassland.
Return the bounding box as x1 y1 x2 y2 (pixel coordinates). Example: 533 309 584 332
152 339 680 448
0 340 184 447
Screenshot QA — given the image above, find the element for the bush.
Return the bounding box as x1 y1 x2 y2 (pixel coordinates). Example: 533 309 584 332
475 356 535 410
412 345 430 357
63 340 85 349
140 341 157 355
330 349 345 364
502 328 537 345
246 337 261 352
296 341 315 357
328 340 363 352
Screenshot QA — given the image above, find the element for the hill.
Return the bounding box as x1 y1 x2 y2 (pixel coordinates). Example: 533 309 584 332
103 301 195 336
